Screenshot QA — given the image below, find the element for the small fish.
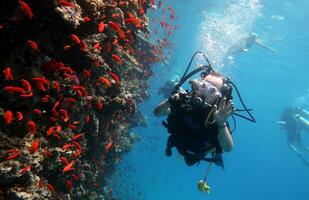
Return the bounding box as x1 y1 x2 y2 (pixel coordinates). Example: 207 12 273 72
53 134 61 140
4 110 13 125
58 0 76 7
65 180 73 190
97 77 111 87
83 16 91 22
105 142 113 151
109 72 120 84
92 43 102 51
59 109 69 122
20 165 31 174
72 141 81 151
63 161 74 173
28 140 40 154
62 143 73 151
65 98 76 104
33 109 42 115
108 21 125 39
15 112 23 121
97 101 103 110
69 124 77 130
42 95 50 103
5 151 21 160
85 115 90 123
63 45 71 50
72 149 81 158
52 101 60 116
56 125 62 134
27 120 37 134
19 1 34 19
72 133 84 141
46 126 55 136
3 67 13 80
80 40 88 52
83 69 91 78
70 34 80 44
3 86 26 94
60 66 74 74
52 81 60 92
59 156 69 165
112 54 121 64
27 40 39 50
46 183 56 193
98 21 105 33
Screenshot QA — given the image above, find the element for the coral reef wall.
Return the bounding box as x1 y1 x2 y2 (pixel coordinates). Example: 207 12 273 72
0 0 177 199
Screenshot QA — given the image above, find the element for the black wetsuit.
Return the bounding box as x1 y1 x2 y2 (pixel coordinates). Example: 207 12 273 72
164 96 223 166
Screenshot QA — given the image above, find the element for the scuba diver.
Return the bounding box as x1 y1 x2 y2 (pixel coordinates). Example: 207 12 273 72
275 106 309 166
153 51 256 193
158 75 181 99
228 32 277 54
154 51 256 192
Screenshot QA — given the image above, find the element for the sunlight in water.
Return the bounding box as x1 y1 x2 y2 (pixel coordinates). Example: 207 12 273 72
197 0 263 69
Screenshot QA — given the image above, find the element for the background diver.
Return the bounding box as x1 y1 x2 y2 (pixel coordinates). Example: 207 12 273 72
154 51 256 167
275 106 309 165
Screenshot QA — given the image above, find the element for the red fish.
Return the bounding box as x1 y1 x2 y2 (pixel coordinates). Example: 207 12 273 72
92 43 102 51
5 151 21 160
3 86 26 94
65 180 73 190
27 120 37 134
98 21 105 33
52 81 60 92
19 1 34 19
83 69 91 78
58 0 76 7
112 54 121 64
27 40 39 50
3 67 13 80
70 34 80 44
63 45 71 51
72 141 81 151
105 142 113 151
46 183 56 193
97 77 111 87
109 72 120 84
62 143 73 151
97 101 103 110
85 115 90 123
21 79 32 91
65 98 76 104
42 95 50 103
83 16 91 22
63 161 74 173
72 133 84 141
46 126 55 136
52 101 60 116
59 156 69 165
60 66 74 74
59 109 69 122
15 111 23 121
28 140 39 154
80 40 88 52
4 110 13 125
20 165 31 174
108 21 125 39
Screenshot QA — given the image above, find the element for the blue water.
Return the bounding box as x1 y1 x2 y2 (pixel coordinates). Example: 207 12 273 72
111 0 309 199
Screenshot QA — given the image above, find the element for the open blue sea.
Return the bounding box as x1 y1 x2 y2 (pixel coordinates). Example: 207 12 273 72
111 0 309 199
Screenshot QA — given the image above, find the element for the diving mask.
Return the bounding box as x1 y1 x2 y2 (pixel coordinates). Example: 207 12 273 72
191 79 222 105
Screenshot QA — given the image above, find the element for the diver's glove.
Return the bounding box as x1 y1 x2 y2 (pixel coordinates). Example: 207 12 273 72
213 97 234 126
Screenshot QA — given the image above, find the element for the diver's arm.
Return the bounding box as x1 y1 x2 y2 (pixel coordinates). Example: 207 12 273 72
154 99 171 117
217 124 233 152
212 98 234 152
299 116 309 127
300 109 309 117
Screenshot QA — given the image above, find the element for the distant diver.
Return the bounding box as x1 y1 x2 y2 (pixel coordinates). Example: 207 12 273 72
154 51 256 193
275 106 309 166
158 75 181 99
229 32 277 54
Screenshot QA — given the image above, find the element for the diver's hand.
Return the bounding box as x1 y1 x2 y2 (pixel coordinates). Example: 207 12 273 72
213 97 234 126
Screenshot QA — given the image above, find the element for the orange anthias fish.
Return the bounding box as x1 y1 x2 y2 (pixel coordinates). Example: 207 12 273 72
20 165 31 174
28 140 40 154
58 0 76 7
3 67 13 80
112 54 121 64
97 77 112 87
70 34 81 44
72 133 84 141
27 120 37 134
59 156 69 165
21 79 32 91
63 161 74 173
109 72 120 84
4 110 13 125
105 142 113 151
15 111 23 121
83 69 91 78
59 109 69 122
98 21 105 33
19 1 34 19
27 40 39 50
46 183 56 193
3 86 26 95
97 101 103 110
